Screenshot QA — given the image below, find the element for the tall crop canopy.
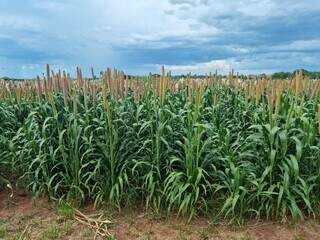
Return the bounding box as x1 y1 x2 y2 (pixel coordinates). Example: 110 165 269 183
1 66 320 222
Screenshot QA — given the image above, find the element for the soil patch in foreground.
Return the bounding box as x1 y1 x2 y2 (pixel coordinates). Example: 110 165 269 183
1 190 320 240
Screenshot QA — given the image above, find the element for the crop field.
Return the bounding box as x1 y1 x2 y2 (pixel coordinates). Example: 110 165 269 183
1 65 320 239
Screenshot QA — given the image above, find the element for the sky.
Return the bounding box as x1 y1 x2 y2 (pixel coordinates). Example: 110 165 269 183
0 0 320 78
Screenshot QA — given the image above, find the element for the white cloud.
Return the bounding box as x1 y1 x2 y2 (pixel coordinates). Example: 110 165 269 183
32 0 70 11
120 25 220 49
0 15 40 31
0 0 319 77
158 59 237 74
270 38 320 52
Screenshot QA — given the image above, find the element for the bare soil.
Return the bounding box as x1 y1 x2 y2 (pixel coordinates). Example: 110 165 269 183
1 189 320 240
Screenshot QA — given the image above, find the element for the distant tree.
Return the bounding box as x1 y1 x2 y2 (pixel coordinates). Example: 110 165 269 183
271 72 292 79
272 69 320 79
0 76 11 81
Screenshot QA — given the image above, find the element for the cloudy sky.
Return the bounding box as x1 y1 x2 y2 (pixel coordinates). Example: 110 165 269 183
0 0 319 77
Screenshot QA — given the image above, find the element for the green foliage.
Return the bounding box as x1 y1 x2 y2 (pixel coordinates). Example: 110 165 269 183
1 83 320 223
272 72 292 79
272 69 320 79
57 202 76 219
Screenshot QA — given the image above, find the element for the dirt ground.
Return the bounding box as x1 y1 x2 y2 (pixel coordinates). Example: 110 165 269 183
1 190 320 240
